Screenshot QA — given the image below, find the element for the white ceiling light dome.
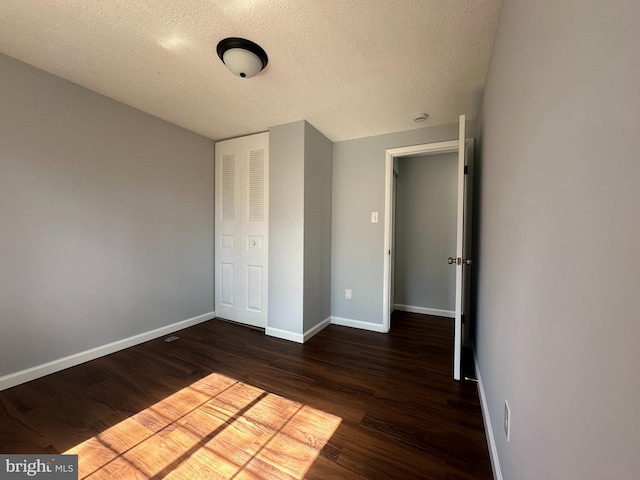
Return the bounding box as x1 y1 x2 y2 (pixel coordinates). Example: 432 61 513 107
217 37 268 78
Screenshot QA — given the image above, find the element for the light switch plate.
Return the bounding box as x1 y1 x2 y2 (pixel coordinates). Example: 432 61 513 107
504 400 511 442
371 212 379 223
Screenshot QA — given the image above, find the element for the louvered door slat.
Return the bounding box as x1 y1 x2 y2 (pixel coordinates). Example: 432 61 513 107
248 149 264 222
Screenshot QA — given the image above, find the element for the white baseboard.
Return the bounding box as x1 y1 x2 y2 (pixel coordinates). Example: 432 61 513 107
0 311 216 392
265 317 331 344
330 316 388 333
473 344 503 480
265 327 304 343
394 304 454 318
303 317 331 342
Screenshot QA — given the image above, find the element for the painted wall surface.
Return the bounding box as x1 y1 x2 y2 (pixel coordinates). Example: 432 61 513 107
395 153 457 312
303 122 333 332
476 0 640 478
0 54 214 377
268 120 332 337
331 123 473 326
268 121 305 334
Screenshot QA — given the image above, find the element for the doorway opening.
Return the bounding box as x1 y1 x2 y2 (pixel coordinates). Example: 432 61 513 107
383 117 473 380
392 152 458 319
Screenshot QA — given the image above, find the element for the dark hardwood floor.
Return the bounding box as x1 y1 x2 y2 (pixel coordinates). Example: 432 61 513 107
0 311 492 479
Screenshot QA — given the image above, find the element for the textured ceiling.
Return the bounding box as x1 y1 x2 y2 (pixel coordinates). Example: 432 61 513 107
0 0 502 142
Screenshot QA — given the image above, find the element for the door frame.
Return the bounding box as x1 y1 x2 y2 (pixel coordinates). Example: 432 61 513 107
382 138 473 361
383 140 459 332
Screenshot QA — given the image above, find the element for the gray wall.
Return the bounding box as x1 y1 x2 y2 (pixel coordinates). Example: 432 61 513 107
0 54 214 377
303 123 333 332
476 0 640 478
268 121 305 334
331 122 474 325
268 120 332 336
395 153 457 312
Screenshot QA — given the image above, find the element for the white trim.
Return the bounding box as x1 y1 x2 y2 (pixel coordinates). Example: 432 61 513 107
265 327 304 343
473 345 503 480
266 317 332 344
303 317 331 342
394 304 454 318
453 115 466 381
383 139 462 335
387 140 460 158
0 311 216 392
383 151 393 333
331 316 387 333
266 316 332 344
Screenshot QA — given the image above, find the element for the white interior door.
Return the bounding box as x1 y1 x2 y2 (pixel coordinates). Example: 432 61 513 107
215 132 269 328
215 138 241 323
453 115 468 380
242 133 269 328
462 140 474 348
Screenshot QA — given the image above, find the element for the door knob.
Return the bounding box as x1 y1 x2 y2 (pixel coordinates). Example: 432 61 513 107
464 258 473 265
448 257 456 265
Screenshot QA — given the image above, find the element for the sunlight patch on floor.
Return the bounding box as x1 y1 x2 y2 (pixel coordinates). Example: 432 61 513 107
65 372 342 479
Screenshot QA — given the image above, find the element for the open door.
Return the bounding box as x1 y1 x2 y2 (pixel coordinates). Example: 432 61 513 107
452 115 472 380
383 119 473 381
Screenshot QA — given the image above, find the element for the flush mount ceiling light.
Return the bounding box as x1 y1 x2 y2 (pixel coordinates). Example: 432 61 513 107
413 112 429 123
217 37 268 78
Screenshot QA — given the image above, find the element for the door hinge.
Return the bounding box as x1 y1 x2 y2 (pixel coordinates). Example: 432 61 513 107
464 165 468 174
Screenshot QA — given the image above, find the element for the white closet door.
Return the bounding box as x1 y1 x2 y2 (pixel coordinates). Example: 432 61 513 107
215 132 269 328
242 133 269 327
215 138 241 323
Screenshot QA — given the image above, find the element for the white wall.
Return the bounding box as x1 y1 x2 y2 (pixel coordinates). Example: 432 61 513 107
395 153 457 313
476 0 640 478
0 54 215 379
331 123 474 327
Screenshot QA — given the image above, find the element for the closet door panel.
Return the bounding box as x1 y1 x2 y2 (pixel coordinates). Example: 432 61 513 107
215 133 268 328
241 133 269 327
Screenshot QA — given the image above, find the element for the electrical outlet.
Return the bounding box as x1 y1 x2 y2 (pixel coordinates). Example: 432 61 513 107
504 400 511 442
345 289 352 300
